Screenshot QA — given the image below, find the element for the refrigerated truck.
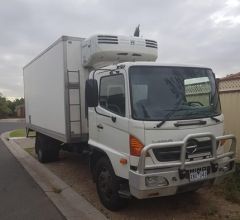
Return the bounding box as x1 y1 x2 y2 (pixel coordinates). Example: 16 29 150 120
23 34 236 211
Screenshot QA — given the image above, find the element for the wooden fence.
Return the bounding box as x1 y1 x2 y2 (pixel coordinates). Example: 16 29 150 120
219 77 240 161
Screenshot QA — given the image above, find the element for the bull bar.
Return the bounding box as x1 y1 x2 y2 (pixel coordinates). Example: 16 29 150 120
129 132 236 199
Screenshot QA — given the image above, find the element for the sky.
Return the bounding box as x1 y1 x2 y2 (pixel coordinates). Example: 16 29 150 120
0 0 240 99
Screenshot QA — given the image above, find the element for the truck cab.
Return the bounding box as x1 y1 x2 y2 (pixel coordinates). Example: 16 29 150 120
86 62 236 210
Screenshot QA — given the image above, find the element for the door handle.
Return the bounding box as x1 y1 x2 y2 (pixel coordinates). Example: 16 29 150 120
97 124 104 129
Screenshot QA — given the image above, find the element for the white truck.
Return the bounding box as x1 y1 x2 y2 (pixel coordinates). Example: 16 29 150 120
23 34 236 211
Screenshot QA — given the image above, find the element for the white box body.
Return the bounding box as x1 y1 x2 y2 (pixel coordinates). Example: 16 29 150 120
24 36 88 143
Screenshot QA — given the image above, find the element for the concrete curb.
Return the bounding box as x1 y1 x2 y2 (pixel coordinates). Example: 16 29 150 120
0 132 107 220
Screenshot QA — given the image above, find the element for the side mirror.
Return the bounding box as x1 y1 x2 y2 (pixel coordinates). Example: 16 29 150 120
85 79 98 107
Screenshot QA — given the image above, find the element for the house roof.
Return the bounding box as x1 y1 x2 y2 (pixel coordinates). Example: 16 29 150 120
220 72 240 81
15 104 25 109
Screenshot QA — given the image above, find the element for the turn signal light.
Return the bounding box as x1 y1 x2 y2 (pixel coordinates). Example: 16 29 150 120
120 158 128 165
130 135 144 156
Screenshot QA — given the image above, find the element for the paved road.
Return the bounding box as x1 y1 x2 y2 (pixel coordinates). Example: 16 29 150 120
0 119 65 220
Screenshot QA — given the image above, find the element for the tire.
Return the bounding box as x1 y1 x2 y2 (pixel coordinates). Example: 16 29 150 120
48 138 60 162
37 133 48 163
37 144 47 163
35 133 40 154
36 133 59 163
96 157 128 211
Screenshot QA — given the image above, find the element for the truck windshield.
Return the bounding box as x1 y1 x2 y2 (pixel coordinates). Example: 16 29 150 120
129 66 221 121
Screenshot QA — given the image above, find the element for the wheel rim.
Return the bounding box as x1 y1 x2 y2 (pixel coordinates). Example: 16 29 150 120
98 166 113 201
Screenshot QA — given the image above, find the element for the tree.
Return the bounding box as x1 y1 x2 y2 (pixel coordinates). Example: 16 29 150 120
0 93 12 118
7 97 24 116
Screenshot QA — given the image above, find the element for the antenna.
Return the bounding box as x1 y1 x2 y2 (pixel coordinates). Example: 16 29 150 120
134 24 140 37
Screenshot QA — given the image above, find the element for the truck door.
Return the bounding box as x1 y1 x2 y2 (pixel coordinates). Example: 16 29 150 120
95 71 129 173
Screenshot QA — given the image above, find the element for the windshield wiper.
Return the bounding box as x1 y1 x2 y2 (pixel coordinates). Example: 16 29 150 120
155 107 208 128
174 120 207 127
155 120 166 128
155 108 182 128
210 116 220 123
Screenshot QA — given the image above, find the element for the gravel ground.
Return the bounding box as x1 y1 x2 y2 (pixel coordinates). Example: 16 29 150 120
14 138 240 220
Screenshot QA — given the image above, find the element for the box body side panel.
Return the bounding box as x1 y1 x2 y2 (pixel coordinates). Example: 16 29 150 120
24 41 66 140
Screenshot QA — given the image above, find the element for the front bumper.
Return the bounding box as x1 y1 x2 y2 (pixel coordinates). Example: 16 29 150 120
129 132 236 199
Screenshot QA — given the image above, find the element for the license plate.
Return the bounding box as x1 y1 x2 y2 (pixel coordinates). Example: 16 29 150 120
188 167 209 182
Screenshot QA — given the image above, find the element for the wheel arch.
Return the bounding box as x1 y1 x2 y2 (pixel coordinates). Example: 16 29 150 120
89 146 111 182
89 144 129 181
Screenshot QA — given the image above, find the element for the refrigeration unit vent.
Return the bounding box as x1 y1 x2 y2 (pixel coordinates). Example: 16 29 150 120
97 35 118 44
145 39 158 48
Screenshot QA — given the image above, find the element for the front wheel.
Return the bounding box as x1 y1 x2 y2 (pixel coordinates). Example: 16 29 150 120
96 157 128 211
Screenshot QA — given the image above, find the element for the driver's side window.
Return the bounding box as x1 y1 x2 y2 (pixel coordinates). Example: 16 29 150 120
99 74 125 116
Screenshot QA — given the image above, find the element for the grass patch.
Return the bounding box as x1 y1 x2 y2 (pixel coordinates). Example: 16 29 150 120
9 129 26 137
9 129 35 138
216 163 240 204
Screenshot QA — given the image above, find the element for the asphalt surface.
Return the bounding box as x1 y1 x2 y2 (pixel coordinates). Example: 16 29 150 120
0 119 65 220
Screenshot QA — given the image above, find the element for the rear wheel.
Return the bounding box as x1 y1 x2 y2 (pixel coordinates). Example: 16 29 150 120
37 144 47 163
35 133 40 154
96 157 128 211
35 133 60 163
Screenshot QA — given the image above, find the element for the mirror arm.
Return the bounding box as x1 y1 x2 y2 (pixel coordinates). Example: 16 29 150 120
94 107 117 122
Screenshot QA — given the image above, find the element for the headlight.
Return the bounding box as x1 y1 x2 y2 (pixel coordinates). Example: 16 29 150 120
145 176 169 187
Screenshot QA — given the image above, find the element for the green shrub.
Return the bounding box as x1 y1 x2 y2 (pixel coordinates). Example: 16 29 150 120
220 163 240 203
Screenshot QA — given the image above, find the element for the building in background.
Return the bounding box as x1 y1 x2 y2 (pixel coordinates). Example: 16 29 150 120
15 104 25 118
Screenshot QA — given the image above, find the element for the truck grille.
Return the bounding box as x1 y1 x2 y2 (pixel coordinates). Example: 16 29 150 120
152 140 215 162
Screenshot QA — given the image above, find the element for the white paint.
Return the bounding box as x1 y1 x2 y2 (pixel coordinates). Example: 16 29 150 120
82 35 158 69
24 40 66 135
